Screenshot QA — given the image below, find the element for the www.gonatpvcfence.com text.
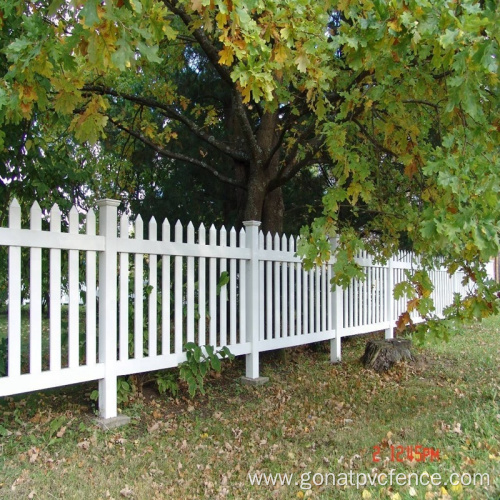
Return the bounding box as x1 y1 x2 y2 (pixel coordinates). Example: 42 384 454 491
248 469 490 490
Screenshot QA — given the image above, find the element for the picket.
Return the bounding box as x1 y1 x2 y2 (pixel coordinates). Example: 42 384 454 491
50 204 62 371
30 202 42 375
86 209 97 367
0 198 470 421
119 213 129 361
68 207 79 369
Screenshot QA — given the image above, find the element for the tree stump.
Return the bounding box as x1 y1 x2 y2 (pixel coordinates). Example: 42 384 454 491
361 338 413 372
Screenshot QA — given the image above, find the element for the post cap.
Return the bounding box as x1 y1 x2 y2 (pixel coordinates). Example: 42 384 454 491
243 220 262 227
96 199 121 208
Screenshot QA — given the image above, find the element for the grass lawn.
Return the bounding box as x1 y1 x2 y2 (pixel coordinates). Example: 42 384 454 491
0 316 498 499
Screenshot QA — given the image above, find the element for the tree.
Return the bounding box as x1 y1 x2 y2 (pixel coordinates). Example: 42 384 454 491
1 0 338 233
296 0 500 337
1 0 498 335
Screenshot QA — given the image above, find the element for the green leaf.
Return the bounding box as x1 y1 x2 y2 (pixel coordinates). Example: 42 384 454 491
0 88 8 111
48 0 65 16
129 0 143 14
137 42 162 64
439 29 458 48
211 356 221 372
80 0 100 27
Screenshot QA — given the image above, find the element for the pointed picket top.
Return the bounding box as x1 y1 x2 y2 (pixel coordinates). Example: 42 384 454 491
120 213 129 239
162 217 170 242
209 224 217 245
9 198 21 228
135 214 143 240
281 233 288 252
265 231 273 250
69 205 79 234
187 221 195 243
87 208 96 236
274 232 280 251
289 234 295 253
149 216 157 241
229 226 237 247
239 227 246 247
50 203 61 232
30 201 42 230
220 225 227 246
258 230 264 249
10 198 20 209
175 220 183 242
198 222 206 244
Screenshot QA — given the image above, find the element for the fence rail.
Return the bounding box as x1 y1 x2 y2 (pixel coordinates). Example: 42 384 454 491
0 199 468 420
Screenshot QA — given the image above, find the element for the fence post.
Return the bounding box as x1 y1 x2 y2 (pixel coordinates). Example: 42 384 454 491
385 256 394 339
330 237 342 363
96 199 124 424
242 221 267 384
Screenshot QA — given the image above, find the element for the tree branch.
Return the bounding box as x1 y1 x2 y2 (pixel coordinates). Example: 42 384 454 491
162 0 262 164
83 84 249 164
108 117 245 189
162 0 233 86
402 99 440 110
269 136 323 191
352 118 398 158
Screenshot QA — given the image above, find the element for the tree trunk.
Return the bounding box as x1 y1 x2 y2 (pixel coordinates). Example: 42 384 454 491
234 109 286 235
262 187 284 235
361 338 413 372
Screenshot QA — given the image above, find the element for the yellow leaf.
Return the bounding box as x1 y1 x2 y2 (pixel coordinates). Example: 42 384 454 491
191 0 203 11
391 494 401 500
218 45 234 66
450 483 463 493
388 19 402 32
362 490 372 499
440 486 448 496
295 51 310 73
240 85 252 103
409 487 417 497
273 44 288 64
297 492 304 499
347 182 362 205
216 12 227 29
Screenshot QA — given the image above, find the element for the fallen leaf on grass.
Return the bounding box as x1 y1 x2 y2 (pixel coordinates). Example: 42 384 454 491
120 485 134 497
147 422 160 433
450 483 463 494
77 440 90 450
28 447 39 463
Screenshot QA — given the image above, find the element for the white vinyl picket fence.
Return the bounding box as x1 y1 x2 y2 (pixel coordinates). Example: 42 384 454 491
0 199 468 420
